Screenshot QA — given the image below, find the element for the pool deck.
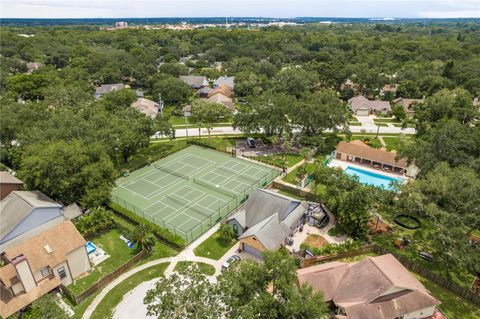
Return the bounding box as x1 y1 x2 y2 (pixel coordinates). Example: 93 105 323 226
329 159 409 183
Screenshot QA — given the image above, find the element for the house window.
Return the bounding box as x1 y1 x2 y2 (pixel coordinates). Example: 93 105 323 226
57 266 67 279
40 266 50 277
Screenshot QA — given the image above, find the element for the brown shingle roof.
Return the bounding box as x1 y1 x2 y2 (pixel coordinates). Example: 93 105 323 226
0 264 18 288
336 141 408 168
297 261 349 301
207 85 234 98
131 98 160 118
3 221 86 273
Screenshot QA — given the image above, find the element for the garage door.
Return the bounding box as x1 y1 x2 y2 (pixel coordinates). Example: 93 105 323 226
243 244 264 259
356 109 369 116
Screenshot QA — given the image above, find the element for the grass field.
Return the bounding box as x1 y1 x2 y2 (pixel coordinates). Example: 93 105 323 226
174 261 216 275
112 145 279 243
194 231 237 260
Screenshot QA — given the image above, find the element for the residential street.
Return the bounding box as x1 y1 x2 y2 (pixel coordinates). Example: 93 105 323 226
155 124 416 139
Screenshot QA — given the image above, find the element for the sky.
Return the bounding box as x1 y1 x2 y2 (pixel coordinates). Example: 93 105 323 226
1 0 479 19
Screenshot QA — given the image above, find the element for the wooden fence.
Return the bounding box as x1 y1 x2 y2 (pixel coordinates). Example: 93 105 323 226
62 250 146 305
299 245 374 268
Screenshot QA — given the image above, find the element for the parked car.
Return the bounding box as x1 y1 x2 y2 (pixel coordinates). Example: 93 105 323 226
246 138 256 148
222 255 241 271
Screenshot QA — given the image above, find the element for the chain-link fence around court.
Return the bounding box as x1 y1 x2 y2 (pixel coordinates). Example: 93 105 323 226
111 168 279 243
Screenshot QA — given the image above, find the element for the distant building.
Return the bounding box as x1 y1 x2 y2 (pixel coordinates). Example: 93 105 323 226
25 62 43 74
207 84 234 98
115 21 128 28
94 83 125 99
393 98 424 118
179 76 209 89
297 254 440 319
206 92 235 111
131 98 161 119
348 96 391 116
380 84 398 96
213 76 234 90
196 87 213 98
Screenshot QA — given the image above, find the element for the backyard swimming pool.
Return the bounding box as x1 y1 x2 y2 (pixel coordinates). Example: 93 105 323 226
344 166 403 189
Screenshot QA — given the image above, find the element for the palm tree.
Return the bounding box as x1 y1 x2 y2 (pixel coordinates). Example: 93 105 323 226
282 133 292 172
299 148 311 180
131 224 156 253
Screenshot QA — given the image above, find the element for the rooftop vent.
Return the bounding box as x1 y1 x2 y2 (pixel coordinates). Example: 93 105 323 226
43 244 53 254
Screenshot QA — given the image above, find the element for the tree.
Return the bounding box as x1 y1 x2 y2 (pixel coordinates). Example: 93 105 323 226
144 265 226 319
397 80 421 99
234 91 294 136
158 62 189 77
191 100 231 142
273 68 317 98
24 294 68 319
292 90 347 136
299 148 311 180
336 187 373 241
219 223 236 243
131 224 156 253
152 74 192 105
391 104 406 121
18 140 116 207
154 116 175 140
396 163 480 274
268 135 279 160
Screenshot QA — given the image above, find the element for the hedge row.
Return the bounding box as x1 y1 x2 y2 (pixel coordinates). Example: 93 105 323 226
108 202 186 249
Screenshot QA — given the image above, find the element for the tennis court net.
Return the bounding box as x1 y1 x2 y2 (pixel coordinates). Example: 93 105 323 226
218 166 258 183
153 164 189 180
166 195 211 218
192 178 236 199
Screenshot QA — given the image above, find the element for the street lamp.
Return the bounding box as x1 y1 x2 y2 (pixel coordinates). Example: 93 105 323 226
114 146 119 168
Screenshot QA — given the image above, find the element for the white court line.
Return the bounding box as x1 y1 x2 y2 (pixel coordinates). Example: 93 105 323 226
116 185 150 200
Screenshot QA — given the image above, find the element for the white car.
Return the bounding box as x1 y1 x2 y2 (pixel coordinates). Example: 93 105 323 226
221 255 241 271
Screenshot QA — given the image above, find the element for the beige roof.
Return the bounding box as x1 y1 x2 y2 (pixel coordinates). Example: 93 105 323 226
297 261 349 301
298 254 439 319
3 221 86 273
0 264 18 288
131 98 159 118
393 98 424 114
348 96 391 112
208 84 234 98
336 141 408 168
206 93 235 111
0 275 60 318
0 172 23 185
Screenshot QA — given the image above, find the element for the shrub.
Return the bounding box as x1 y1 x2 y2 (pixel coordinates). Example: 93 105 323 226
75 207 114 238
109 202 185 249
218 223 236 244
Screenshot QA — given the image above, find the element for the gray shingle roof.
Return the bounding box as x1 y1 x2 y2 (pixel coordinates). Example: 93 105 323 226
179 76 208 89
0 191 62 241
213 76 234 89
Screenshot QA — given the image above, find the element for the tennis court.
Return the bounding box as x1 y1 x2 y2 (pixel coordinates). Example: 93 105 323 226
111 145 279 243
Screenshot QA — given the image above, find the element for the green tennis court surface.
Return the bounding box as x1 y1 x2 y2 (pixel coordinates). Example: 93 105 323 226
111 145 279 243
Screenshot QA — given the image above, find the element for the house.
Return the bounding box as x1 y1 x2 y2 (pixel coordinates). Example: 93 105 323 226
0 172 23 200
131 98 160 119
0 221 90 318
393 98 424 118
213 76 235 90
179 76 209 89
0 191 90 318
226 189 308 258
335 141 419 178
206 92 235 111
94 83 125 99
196 86 213 98
208 84 234 99
297 254 440 319
348 96 391 116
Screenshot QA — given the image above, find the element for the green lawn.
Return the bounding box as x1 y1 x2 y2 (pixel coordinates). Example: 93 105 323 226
252 153 304 168
373 118 400 123
350 136 382 149
348 121 362 126
65 291 100 319
90 263 169 319
174 261 216 275
69 229 135 294
414 274 480 319
283 162 316 185
194 231 237 260
382 136 411 151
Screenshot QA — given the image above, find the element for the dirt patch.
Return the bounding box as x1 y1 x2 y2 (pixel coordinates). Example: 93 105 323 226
369 217 392 235
303 234 329 248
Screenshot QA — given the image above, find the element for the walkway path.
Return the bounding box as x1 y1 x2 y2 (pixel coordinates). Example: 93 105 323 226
82 224 223 319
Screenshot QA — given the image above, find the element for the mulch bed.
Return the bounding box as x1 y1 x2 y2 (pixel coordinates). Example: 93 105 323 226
304 234 329 248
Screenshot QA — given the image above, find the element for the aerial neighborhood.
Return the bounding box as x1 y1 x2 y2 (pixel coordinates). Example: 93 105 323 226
0 12 479 319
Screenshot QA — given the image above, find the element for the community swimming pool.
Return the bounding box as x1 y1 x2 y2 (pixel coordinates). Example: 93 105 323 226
344 166 403 189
